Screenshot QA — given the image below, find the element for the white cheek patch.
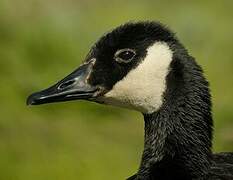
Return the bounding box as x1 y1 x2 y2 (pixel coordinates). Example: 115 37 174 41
101 42 173 114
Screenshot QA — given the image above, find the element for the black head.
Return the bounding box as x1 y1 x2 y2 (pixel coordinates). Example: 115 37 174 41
87 22 176 88
27 21 179 113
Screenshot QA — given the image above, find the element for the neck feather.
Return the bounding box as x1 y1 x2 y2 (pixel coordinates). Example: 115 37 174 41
137 55 213 180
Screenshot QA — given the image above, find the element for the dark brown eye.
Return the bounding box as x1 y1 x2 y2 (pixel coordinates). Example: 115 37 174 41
114 49 136 63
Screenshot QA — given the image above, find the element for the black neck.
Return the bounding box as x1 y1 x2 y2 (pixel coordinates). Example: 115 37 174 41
137 56 213 180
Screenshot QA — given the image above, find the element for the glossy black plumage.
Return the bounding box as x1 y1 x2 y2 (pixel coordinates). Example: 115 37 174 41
209 153 233 179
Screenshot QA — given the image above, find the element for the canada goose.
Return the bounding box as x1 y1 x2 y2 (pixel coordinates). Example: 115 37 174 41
27 21 233 180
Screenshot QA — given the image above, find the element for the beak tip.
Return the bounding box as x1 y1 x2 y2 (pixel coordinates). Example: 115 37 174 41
26 96 33 106
26 93 38 106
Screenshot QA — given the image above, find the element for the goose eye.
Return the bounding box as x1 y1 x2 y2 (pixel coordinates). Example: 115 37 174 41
114 49 136 63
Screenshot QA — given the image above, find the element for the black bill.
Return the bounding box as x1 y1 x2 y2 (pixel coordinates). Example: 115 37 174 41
27 59 99 105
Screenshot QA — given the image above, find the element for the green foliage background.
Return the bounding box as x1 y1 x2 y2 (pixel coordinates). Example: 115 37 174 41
0 0 233 179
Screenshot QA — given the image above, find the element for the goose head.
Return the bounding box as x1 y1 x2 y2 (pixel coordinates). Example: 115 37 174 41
27 22 179 114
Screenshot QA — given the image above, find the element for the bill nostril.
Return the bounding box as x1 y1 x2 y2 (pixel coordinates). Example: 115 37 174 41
58 79 76 89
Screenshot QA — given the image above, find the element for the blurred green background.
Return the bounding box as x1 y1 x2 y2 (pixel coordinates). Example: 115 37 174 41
0 0 233 179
